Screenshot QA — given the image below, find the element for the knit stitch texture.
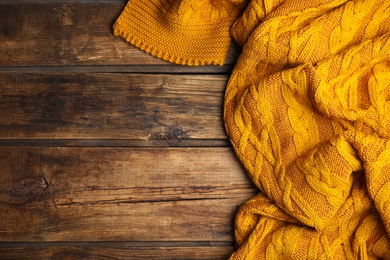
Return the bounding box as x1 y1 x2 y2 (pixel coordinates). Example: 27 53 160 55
114 0 390 258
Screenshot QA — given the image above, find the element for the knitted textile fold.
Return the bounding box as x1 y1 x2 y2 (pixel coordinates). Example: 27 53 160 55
114 0 390 258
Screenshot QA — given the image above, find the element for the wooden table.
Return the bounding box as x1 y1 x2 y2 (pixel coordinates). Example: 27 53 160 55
0 1 256 259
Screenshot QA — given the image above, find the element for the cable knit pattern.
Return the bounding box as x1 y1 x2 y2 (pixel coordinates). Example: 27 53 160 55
113 0 390 258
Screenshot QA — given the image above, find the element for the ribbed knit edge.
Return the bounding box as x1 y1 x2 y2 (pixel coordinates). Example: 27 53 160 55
113 24 224 66
112 1 237 66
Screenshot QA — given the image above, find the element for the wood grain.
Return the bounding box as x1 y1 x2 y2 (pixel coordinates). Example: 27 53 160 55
0 1 248 258
0 73 228 141
0 243 234 260
0 3 240 67
0 147 256 242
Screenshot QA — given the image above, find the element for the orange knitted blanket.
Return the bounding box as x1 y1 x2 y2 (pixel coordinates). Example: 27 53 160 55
113 0 390 258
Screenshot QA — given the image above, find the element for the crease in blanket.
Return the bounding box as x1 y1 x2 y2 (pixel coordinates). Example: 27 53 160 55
113 0 390 258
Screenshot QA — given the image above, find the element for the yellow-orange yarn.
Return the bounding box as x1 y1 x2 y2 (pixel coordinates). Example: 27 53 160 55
113 0 247 65
114 0 390 258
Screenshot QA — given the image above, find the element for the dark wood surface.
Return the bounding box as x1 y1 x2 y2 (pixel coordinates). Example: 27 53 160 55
0 1 256 259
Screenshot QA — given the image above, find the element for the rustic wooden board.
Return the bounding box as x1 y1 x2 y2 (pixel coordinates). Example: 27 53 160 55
0 147 256 242
0 1 247 258
0 65 236 74
0 73 228 141
0 243 234 260
0 3 239 67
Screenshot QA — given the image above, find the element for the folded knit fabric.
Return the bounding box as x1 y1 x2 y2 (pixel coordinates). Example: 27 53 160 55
113 0 390 259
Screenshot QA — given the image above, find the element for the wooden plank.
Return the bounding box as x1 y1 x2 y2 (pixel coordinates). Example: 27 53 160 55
0 73 228 141
0 3 239 66
0 139 230 148
0 65 235 74
0 244 234 260
0 147 256 241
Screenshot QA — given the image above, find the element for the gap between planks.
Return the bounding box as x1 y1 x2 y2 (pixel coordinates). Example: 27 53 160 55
0 241 234 248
